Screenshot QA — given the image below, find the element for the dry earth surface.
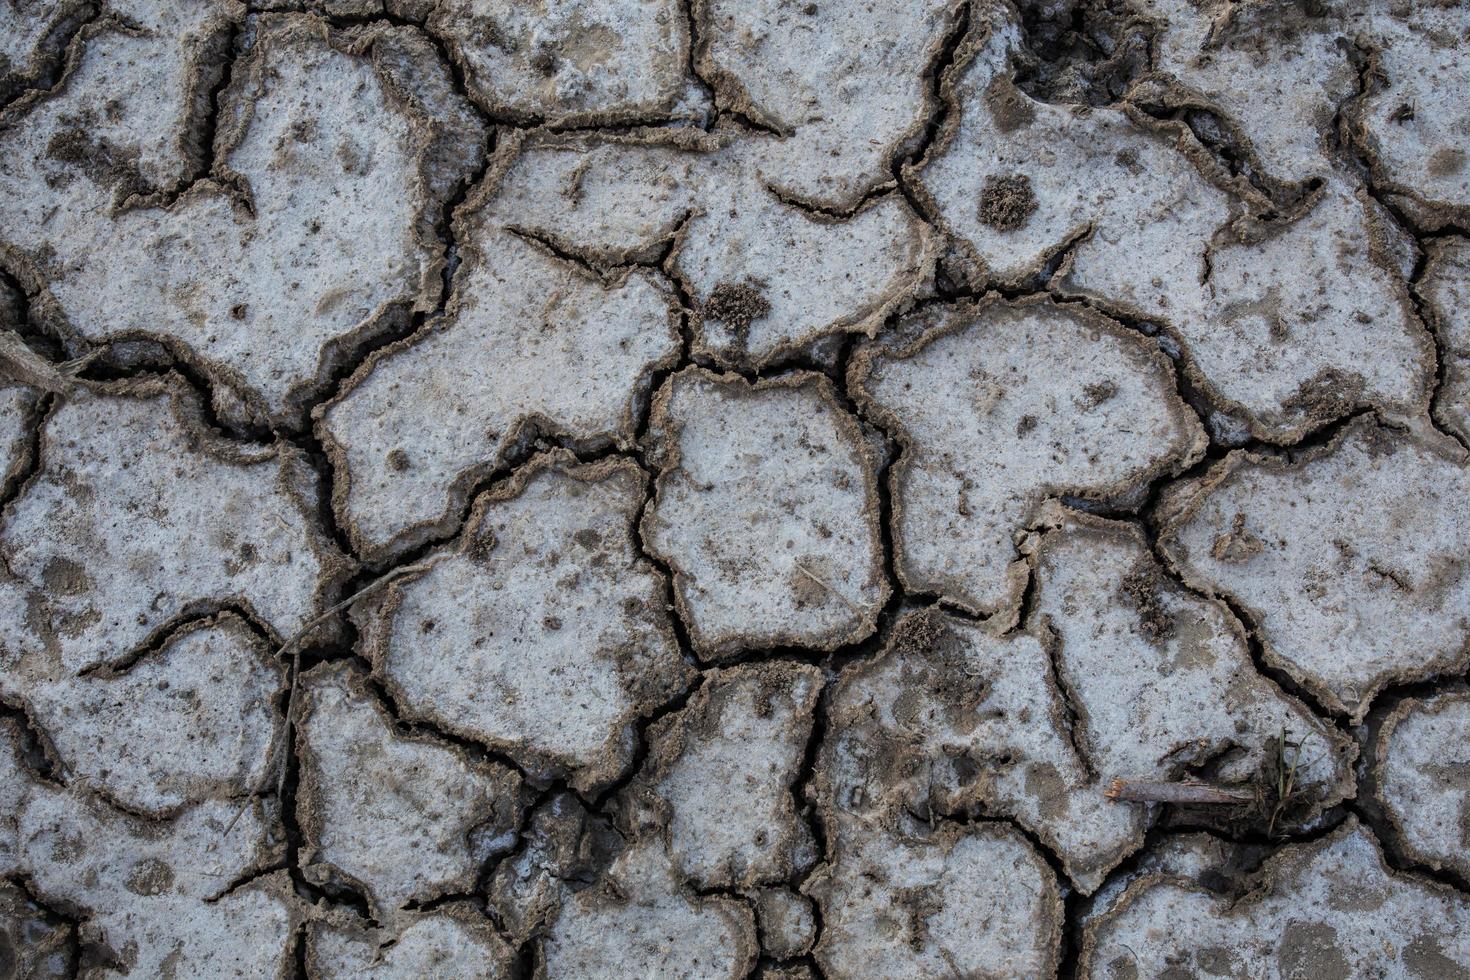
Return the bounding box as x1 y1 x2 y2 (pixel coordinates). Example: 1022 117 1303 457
1 0 1469 977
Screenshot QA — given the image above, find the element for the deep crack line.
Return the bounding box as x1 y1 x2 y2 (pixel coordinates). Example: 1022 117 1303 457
4 2 1470 976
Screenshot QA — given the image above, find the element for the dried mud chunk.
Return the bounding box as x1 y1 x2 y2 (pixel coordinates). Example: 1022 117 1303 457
1080 819 1470 977
295 664 524 922
0 0 92 102
1126 0 1361 190
643 368 887 657
24 613 282 817
1356 3 1470 228
0 721 297 979
851 296 1203 617
754 888 815 960
481 131 933 369
627 662 822 889
476 132 717 268
0 1 234 196
430 0 699 125
1420 237 1470 445
540 840 758 980
822 517 1350 895
0 384 36 492
1031 512 1354 838
1373 692 1470 882
487 792 621 946
915 16 1433 440
821 608 1132 893
319 220 678 562
1075 829 1261 937
1161 418 1470 721
676 140 933 368
913 14 1223 285
804 819 1061 979
695 0 959 210
738 166 928 359
1 14 484 428
361 453 692 793
0 879 73 980
477 133 709 266
0 378 346 683
308 904 514 979
360 23 497 201
1143 177 1435 437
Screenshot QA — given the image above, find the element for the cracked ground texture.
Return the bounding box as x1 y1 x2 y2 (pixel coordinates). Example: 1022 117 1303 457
2 1 1470 978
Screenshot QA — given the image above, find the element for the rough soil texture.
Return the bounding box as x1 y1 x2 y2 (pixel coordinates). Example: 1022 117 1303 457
643 368 888 658
1080 819 1470 978
1160 417 1470 722
358 451 692 794
2 0 1469 976
1370 690 1470 883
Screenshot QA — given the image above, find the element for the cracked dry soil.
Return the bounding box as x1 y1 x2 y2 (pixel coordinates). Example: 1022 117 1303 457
1 0 1470 977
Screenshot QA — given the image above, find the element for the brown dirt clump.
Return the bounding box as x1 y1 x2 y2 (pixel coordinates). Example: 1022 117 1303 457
1080 380 1117 408
978 174 1037 231
984 77 1036 133
890 608 951 659
1211 513 1264 564
1120 565 1173 643
45 127 146 198
1281 367 1365 424
704 280 771 351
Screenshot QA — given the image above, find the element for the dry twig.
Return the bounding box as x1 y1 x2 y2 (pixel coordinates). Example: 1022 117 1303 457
224 561 433 833
1104 778 1256 806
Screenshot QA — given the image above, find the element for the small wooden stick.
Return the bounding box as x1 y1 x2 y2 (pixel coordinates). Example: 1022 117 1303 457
271 562 435 795
0 328 99 393
1104 778 1255 806
224 561 433 834
794 561 873 616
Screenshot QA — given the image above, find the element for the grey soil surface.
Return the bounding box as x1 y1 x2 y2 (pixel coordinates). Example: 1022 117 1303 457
2 0 1469 976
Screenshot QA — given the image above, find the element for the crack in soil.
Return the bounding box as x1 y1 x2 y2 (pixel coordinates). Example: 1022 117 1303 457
6 2 1470 974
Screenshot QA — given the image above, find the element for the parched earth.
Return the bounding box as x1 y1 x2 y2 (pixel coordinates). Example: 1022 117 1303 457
2 0 1469 977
